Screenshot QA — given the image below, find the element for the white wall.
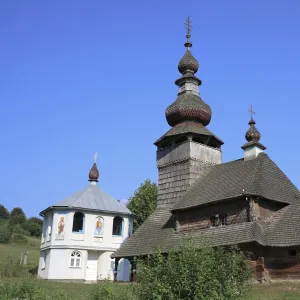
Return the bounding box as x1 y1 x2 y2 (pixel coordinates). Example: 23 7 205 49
41 209 131 251
47 248 87 280
39 209 132 281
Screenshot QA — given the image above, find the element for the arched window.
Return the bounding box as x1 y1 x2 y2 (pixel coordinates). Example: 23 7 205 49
112 216 123 236
72 212 85 233
70 250 81 268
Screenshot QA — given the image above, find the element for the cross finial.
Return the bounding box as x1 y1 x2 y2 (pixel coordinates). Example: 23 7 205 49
93 152 97 163
185 17 192 37
248 105 256 119
184 17 193 49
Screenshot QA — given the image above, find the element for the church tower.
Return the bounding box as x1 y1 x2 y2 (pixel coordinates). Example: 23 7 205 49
154 18 223 208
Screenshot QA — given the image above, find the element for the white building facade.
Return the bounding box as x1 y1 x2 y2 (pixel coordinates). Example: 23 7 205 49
38 162 133 282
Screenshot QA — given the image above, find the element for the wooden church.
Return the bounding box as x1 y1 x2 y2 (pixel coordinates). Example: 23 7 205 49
112 19 300 281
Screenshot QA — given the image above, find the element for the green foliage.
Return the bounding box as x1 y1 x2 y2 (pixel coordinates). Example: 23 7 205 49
135 240 252 300
126 179 157 231
11 223 30 236
10 207 26 225
0 205 9 220
24 221 42 237
27 217 43 227
90 282 136 300
12 233 28 244
0 279 68 300
0 226 11 244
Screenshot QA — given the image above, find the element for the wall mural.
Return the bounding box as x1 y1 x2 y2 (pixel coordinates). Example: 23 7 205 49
94 216 104 235
56 213 66 239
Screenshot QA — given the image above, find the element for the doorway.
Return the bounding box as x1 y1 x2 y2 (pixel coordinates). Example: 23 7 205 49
85 251 98 281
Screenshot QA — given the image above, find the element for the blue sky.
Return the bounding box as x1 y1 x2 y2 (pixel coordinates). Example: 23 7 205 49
0 0 299 218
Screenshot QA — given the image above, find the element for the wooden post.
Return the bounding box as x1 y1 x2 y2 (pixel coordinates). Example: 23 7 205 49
113 258 119 282
131 260 136 282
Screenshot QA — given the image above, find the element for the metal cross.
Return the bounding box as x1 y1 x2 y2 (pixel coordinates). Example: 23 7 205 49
93 152 98 163
185 17 192 36
248 105 256 119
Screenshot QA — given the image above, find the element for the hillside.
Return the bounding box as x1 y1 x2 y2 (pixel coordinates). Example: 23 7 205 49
0 235 40 267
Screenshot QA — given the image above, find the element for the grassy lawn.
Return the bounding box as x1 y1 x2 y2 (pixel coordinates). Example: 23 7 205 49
248 282 300 300
1 278 300 300
0 236 40 267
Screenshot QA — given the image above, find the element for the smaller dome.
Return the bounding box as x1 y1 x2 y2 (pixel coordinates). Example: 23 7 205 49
245 118 261 142
178 50 199 75
89 163 99 182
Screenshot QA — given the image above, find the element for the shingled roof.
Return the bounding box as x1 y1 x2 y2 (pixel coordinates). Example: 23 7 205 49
154 121 224 146
40 185 131 216
173 153 299 211
112 153 300 258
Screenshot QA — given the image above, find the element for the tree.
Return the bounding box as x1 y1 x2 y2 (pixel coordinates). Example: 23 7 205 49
0 204 9 220
10 207 26 225
24 221 42 237
135 240 252 300
26 217 43 227
126 179 157 231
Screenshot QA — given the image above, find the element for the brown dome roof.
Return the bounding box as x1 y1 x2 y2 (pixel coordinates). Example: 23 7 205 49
165 93 212 127
178 50 199 75
245 118 261 142
89 163 99 182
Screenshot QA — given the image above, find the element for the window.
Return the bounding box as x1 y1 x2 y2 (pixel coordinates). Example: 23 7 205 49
112 216 123 236
70 251 82 268
41 255 46 270
220 214 227 226
210 213 228 227
210 215 219 227
72 212 85 233
288 249 297 257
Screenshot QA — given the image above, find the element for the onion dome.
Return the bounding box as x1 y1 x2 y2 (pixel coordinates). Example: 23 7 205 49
89 163 99 182
165 17 212 127
178 50 199 75
245 118 261 142
166 93 211 127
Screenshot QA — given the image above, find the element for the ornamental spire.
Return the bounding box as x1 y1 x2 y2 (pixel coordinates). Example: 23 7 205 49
245 106 261 143
89 152 99 185
242 107 266 160
184 16 192 50
165 17 211 128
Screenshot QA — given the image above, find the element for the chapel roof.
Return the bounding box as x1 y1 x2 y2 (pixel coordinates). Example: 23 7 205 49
41 184 131 216
40 161 132 216
112 153 300 258
173 152 299 211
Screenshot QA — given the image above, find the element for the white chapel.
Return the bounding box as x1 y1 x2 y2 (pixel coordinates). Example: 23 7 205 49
38 158 133 282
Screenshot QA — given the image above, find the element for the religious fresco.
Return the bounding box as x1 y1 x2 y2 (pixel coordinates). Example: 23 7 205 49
56 213 66 239
94 216 104 235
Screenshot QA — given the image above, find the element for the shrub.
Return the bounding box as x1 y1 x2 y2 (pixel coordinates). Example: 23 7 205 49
90 282 136 300
0 279 68 299
135 240 252 300
0 226 11 244
11 224 30 236
24 221 42 237
0 204 9 220
12 233 28 244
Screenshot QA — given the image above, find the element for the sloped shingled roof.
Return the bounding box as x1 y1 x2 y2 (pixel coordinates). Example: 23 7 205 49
173 153 299 210
112 153 300 258
154 121 224 146
40 185 131 216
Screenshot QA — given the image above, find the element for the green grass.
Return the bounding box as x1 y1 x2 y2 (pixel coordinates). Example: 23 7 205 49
1 278 300 300
248 282 300 300
0 235 40 267
1 237 300 299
